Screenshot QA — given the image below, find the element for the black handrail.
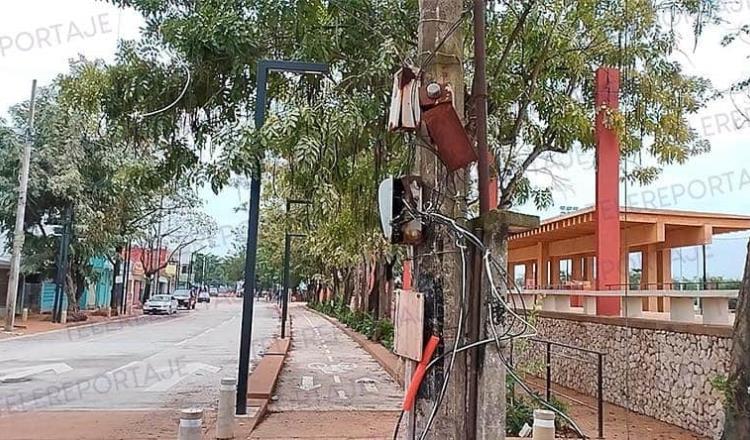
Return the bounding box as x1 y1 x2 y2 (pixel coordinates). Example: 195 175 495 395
510 338 606 439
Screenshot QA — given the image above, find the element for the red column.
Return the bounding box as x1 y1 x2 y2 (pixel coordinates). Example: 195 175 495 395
594 67 621 316
403 259 412 290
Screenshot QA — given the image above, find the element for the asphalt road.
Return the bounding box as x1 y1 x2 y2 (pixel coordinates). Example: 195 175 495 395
0 298 278 414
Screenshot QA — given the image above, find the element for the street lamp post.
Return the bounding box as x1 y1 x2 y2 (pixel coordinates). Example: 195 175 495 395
236 60 328 416
281 232 305 338
280 199 311 339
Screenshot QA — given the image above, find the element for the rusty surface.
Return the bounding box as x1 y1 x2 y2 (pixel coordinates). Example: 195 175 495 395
422 103 477 172
419 83 453 108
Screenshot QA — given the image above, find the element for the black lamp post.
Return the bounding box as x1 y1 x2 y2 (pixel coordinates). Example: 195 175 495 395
281 199 311 338
236 60 328 415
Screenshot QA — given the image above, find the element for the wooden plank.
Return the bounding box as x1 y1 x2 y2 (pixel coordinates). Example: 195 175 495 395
394 290 424 361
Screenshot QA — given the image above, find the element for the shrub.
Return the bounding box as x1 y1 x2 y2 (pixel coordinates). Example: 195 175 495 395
309 299 394 350
506 376 571 436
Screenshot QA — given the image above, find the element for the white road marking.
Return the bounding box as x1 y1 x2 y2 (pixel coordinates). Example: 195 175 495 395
0 363 73 382
303 314 316 328
145 362 221 392
333 375 341 384
175 326 215 346
18 360 149 410
95 314 189 341
356 377 379 393
307 363 357 375
106 361 139 375
299 375 321 391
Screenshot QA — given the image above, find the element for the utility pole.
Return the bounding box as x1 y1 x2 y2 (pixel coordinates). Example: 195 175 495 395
122 239 132 315
4 80 37 332
470 1 507 438
413 0 467 437
53 206 73 323
153 196 165 296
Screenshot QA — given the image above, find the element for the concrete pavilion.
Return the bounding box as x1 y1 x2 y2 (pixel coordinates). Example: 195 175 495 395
507 206 750 313
505 67 750 318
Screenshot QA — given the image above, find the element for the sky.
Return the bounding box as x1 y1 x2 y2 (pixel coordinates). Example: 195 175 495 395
1 1 749 278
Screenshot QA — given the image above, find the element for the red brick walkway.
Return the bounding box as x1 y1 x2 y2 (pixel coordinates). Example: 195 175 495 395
524 378 707 440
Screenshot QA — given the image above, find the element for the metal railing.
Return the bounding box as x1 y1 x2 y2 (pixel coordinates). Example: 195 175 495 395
509 337 606 439
605 281 741 291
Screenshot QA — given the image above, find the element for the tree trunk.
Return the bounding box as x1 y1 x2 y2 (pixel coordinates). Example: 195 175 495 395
110 247 122 313
414 0 467 436
142 276 152 302
722 239 750 439
369 258 381 318
384 259 394 320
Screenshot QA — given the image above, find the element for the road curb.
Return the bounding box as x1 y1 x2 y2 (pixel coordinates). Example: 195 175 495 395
0 312 149 343
245 334 292 433
305 305 405 387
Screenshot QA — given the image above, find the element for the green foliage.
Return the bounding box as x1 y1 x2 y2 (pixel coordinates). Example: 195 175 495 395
506 375 570 435
309 299 394 350
193 249 249 286
711 374 733 404
0 60 215 310
1 0 727 310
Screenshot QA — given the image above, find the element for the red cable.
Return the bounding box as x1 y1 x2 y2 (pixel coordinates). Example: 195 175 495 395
402 335 440 411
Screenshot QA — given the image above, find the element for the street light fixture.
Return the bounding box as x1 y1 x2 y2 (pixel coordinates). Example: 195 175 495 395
236 60 328 416
281 198 312 339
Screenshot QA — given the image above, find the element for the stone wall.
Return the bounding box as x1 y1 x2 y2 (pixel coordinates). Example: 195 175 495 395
516 313 731 439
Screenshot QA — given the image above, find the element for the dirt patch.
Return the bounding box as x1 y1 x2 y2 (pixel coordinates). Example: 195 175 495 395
0 409 217 440
250 410 401 439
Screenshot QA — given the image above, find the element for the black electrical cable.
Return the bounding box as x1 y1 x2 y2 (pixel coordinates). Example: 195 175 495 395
416 241 469 440
395 201 588 439
393 409 405 440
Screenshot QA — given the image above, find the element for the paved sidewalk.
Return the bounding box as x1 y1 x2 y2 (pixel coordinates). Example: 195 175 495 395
251 303 402 438
523 377 707 440
270 304 401 411
0 311 144 341
287 303 706 440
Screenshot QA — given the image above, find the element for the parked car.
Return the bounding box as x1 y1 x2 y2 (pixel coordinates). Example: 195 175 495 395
198 290 210 303
209 287 219 297
144 295 177 315
172 289 196 309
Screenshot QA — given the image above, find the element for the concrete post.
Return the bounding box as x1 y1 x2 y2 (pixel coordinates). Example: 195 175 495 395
594 67 622 316
60 310 67 324
550 257 561 288
217 378 236 439
536 243 549 288
413 0 467 436
21 308 28 322
178 408 203 440
475 210 539 440
532 409 555 440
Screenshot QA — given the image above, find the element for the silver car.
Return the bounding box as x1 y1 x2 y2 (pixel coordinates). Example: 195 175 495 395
144 294 178 315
